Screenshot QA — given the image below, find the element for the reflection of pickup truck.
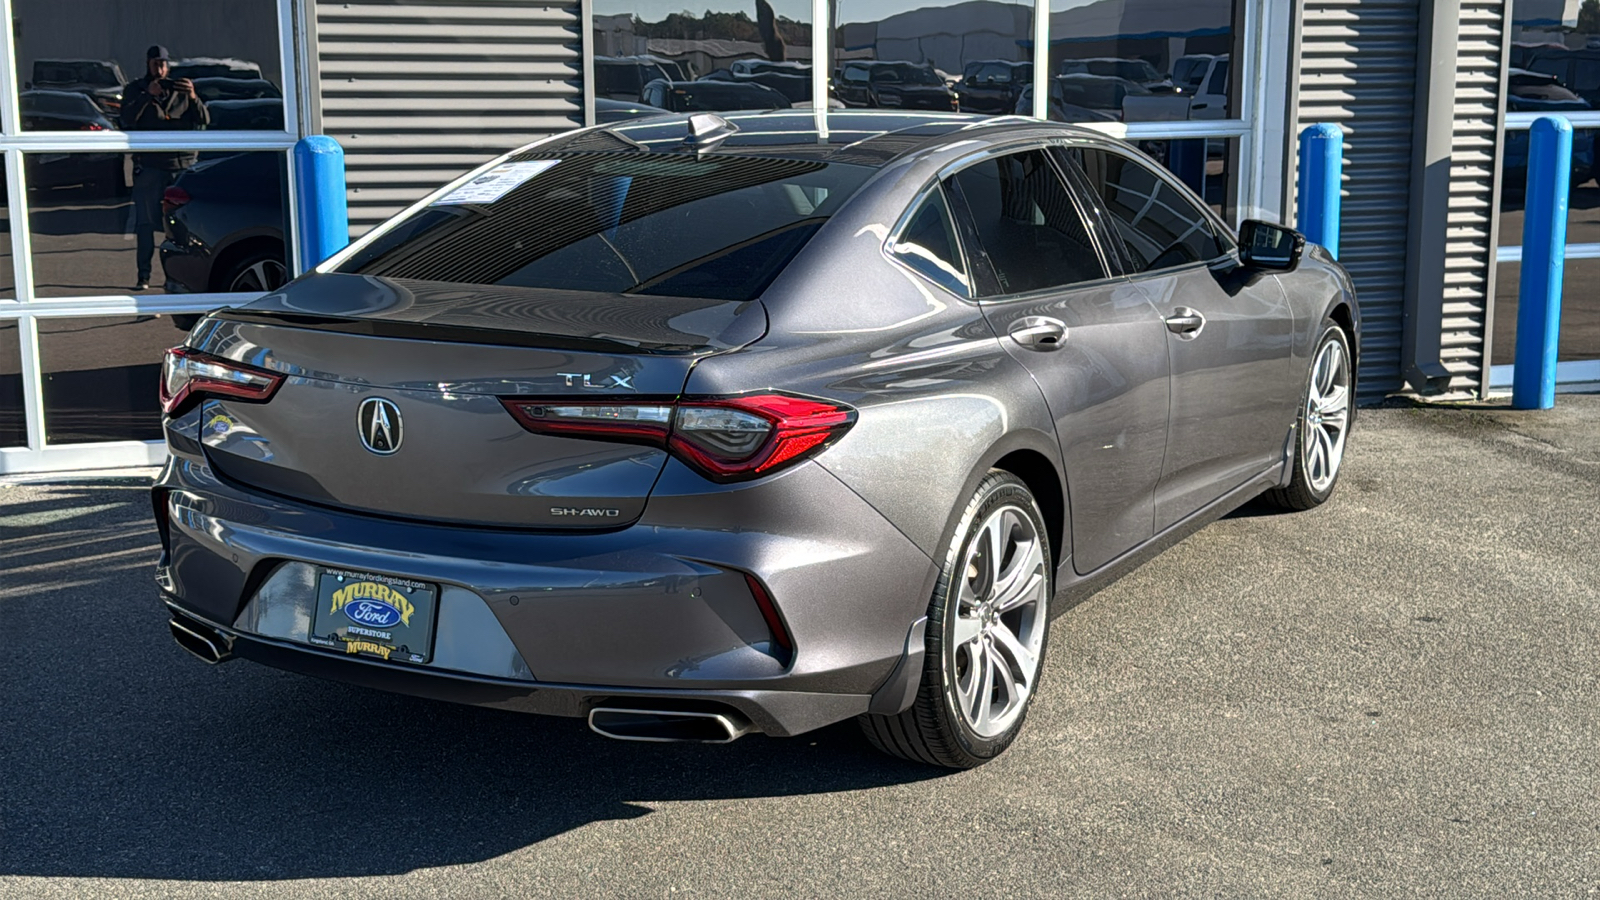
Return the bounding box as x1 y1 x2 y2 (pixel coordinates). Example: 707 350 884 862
640 78 789 112
1503 69 1596 188
1172 53 1228 119
170 58 263 80
958 60 1031 115
30 59 125 114
1057 57 1176 93
701 59 811 105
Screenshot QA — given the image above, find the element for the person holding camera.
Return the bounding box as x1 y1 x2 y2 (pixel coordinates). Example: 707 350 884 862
120 44 209 291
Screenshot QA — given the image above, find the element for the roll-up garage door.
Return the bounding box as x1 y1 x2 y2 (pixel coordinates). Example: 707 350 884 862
1298 0 1420 403
311 0 583 238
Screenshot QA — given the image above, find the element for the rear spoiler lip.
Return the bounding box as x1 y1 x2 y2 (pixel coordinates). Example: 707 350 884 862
205 308 711 356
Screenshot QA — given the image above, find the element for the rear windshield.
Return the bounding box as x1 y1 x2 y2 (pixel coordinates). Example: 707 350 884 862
336 152 875 301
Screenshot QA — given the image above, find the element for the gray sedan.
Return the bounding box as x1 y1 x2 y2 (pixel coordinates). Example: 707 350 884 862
153 111 1357 768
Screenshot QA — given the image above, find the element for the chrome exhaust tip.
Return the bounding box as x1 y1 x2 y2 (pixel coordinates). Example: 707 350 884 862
168 615 235 665
588 707 753 743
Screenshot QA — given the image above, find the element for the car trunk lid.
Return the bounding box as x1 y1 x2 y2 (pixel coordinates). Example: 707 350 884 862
187 274 764 529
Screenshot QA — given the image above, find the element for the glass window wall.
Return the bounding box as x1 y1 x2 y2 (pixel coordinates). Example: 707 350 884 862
38 315 179 444
832 0 1031 115
26 150 289 297
0 320 25 447
12 0 286 133
593 0 815 114
1497 17 1600 366
1045 0 1236 123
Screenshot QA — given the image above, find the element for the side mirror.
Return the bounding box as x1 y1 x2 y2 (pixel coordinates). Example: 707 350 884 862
1238 219 1304 272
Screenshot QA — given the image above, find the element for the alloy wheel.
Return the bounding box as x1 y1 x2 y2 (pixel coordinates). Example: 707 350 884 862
1304 336 1351 493
950 504 1048 738
229 258 289 293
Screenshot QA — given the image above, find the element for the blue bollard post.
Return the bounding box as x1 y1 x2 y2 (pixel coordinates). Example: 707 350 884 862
293 135 349 273
1296 123 1343 258
1512 116 1572 410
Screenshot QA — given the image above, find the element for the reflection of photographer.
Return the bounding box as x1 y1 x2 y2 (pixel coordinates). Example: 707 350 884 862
120 45 209 290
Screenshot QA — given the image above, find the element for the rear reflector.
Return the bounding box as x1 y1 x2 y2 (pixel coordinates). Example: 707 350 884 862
160 346 284 416
501 392 856 482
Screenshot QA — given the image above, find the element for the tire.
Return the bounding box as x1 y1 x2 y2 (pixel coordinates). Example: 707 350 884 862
1265 319 1353 511
215 247 289 294
859 470 1052 768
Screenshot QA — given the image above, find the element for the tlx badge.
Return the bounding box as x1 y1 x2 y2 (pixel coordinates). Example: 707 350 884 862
558 373 634 390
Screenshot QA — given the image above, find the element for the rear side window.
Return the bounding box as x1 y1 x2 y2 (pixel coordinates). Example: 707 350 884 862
945 149 1105 297
337 152 874 302
890 187 968 296
1066 147 1225 272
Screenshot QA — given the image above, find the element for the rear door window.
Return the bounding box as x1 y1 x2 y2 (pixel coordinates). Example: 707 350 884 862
336 152 875 302
943 149 1106 298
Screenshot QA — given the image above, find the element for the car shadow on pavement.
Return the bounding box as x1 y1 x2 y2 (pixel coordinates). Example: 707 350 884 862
0 480 946 881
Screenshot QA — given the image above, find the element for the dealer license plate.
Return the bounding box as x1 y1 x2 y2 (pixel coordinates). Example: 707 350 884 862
308 568 437 664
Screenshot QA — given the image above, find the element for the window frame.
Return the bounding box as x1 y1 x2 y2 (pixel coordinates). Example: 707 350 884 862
0 0 304 467
883 181 974 299
933 142 1119 304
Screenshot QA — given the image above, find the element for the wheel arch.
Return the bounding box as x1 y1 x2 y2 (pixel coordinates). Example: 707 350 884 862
206 233 287 293
931 429 1070 576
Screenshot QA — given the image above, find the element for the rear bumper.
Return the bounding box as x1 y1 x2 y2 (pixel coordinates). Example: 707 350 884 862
154 447 938 736
162 602 872 737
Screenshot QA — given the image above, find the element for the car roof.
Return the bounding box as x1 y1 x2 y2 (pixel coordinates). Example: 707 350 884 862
520 110 1102 167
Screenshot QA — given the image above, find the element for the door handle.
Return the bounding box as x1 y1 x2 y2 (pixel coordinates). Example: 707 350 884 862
1008 316 1068 351
1165 308 1206 339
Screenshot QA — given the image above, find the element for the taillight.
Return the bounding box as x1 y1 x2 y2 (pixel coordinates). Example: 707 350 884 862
162 186 190 215
160 346 284 416
500 393 856 482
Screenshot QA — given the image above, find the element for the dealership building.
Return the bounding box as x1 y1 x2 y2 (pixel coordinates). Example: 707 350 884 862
0 0 1594 474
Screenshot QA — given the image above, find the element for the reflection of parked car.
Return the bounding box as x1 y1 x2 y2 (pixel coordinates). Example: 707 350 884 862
595 55 680 101
1058 57 1175 93
1172 53 1228 118
1018 74 1150 121
30 58 125 114
170 58 263 80
703 60 811 105
595 97 669 123
20 91 122 190
1521 48 1600 110
204 98 286 130
835 61 958 111
958 60 1031 115
1503 69 1596 188
160 152 287 293
192 77 282 103
641 78 788 112
20 89 116 131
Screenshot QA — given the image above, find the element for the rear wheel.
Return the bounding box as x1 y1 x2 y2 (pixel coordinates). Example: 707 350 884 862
859 471 1051 768
217 247 289 293
1266 319 1352 510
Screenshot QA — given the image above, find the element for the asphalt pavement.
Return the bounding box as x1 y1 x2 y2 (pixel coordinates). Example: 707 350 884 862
1 396 1597 898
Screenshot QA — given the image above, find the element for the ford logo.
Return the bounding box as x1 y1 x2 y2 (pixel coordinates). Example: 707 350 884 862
343 599 403 628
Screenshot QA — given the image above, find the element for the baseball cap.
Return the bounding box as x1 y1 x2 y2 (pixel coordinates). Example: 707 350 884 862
147 45 171 61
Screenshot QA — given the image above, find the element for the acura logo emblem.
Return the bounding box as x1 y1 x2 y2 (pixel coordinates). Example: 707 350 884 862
358 397 402 455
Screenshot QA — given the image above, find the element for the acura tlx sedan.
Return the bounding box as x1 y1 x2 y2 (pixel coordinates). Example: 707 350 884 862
153 110 1358 768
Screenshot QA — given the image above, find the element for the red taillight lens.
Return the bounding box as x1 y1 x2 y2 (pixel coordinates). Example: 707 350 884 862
162 186 190 214
670 394 855 479
500 393 856 482
160 346 284 416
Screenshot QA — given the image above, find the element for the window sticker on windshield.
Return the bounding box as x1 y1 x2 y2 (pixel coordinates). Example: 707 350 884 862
434 160 560 206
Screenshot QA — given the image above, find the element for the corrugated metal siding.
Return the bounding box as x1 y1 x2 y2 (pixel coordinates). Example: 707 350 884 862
1298 0 1419 402
1441 0 1506 396
313 0 583 237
